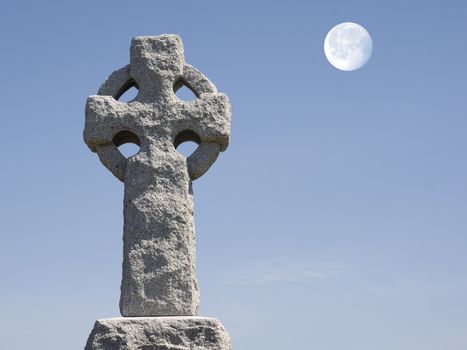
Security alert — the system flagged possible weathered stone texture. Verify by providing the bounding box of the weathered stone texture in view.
[83,35,231,317]
[85,317,232,350]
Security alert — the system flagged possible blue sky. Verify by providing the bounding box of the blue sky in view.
[1,0,466,349]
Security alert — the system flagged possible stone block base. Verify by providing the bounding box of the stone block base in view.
[85,317,232,350]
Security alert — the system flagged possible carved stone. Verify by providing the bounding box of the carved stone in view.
[84,35,231,317]
[85,317,232,350]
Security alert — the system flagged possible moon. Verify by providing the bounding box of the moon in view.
[324,22,373,71]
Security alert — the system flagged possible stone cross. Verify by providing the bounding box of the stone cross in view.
[84,35,231,317]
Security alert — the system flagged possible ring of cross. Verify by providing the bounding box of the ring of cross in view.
[94,63,221,181]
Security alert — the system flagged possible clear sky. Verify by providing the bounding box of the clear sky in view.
[1,1,466,349]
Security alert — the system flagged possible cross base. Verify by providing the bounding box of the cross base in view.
[85,317,232,350]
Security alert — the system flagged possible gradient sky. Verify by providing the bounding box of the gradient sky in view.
[1,1,466,349]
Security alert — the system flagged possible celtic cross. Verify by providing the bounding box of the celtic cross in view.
[83,35,231,317]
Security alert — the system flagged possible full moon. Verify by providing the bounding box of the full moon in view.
[324,22,373,71]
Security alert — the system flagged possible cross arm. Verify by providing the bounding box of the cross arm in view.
[173,93,231,181]
[84,96,133,181]
[84,96,130,151]
[178,93,231,151]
